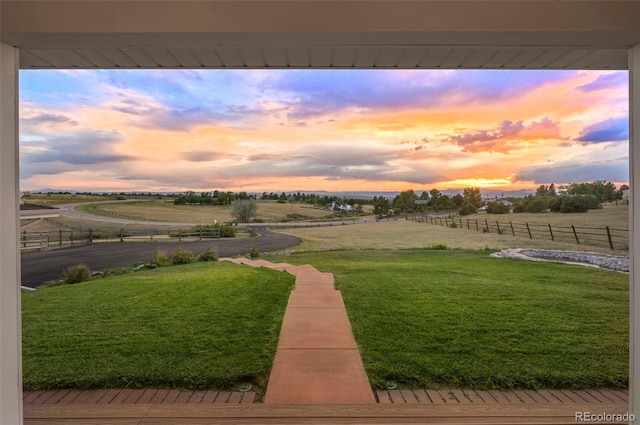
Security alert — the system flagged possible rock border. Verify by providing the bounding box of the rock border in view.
[490,248,629,273]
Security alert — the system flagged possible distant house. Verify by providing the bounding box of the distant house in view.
[331,201,353,212]
[486,197,512,207]
[494,198,513,207]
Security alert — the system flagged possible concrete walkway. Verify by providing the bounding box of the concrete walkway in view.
[221,257,376,404]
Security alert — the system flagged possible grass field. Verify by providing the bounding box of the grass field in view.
[23,192,130,207]
[78,200,339,223]
[22,262,294,391]
[269,249,629,390]
[273,216,626,255]
[462,203,628,230]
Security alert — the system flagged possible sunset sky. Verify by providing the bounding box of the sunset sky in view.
[19,69,629,194]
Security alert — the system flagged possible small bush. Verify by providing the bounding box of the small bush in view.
[489,203,510,214]
[172,247,195,265]
[197,248,219,262]
[249,245,260,259]
[63,264,90,284]
[458,203,476,216]
[153,249,170,267]
[430,243,449,250]
[560,194,602,213]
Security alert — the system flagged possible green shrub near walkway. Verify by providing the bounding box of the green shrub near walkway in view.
[272,249,629,390]
[22,262,294,390]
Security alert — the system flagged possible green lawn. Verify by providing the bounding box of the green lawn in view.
[270,249,629,390]
[22,262,294,390]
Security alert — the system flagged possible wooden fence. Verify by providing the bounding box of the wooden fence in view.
[407,213,629,251]
[20,228,221,252]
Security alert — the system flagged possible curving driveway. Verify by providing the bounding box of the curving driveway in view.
[21,227,301,288]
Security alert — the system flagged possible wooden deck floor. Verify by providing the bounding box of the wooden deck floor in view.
[23,388,631,424]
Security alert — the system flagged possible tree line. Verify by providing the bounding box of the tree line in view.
[372,180,627,217]
[174,190,373,207]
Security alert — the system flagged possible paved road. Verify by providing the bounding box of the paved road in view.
[21,227,301,288]
[57,200,376,227]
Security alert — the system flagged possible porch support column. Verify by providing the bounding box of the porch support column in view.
[0,41,23,425]
[631,43,640,419]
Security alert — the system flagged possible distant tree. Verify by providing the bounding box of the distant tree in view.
[567,180,616,203]
[231,199,258,223]
[392,189,418,213]
[617,184,630,199]
[463,187,483,209]
[373,197,392,217]
[451,194,465,208]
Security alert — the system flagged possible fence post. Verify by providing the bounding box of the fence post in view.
[496,221,501,234]
[70,231,74,247]
[89,229,93,244]
[571,225,580,244]
[120,228,124,242]
[467,219,470,230]
[475,219,479,231]
[459,218,462,228]
[485,219,489,233]
[59,229,62,248]
[548,224,555,241]
[525,223,532,239]
[606,226,615,250]
[179,229,182,242]
[509,221,515,237]
[150,229,154,242]
[22,231,26,248]
[199,228,203,241]
[439,217,443,226]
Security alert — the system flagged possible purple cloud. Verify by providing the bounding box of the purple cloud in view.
[21,112,78,127]
[578,73,627,92]
[265,70,577,121]
[575,117,628,143]
[445,118,561,152]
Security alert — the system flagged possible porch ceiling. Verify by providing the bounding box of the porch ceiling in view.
[2,0,640,70]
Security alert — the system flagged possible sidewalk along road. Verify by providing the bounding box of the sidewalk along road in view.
[21,227,301,288]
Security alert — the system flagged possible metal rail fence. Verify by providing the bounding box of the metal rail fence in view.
[20,228,221,252]
[408,213,629,251]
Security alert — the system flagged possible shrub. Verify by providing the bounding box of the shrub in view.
[458,203,476,216]
[218,224,237,238]
[172,247,195,265]
[249,245,260,259]
[63,264,90,284]
[512,202,526,213]
[560,194,601,213]
[490,203,510,214]
[153,249,170,267]
[525,198,549,213]
[430,243,449,250]
[197,248,219,262]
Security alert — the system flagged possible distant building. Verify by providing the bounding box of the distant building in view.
[331,201,353,212]
[486,197,513,207]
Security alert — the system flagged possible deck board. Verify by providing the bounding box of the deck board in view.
[24,403,630,424]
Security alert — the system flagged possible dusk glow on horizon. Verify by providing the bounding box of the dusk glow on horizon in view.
[19,69,629,194]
